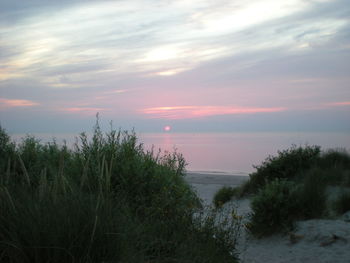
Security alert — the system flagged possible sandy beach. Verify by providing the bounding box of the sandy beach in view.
[186,171,249,205]
[186,171,350,263]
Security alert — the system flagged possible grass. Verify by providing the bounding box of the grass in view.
[0,120,240,263]
[213,187,242,209]
[212,144,350,237]
[249,179,301,236]
[241,145,321,195]
[333,191,350,215]
[297,168,328,219]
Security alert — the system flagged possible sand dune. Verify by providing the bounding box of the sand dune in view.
[186,171,350,263]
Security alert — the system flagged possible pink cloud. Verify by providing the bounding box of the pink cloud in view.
[326,101,350,107]
[141,105,286,119]
[0,98,39,109]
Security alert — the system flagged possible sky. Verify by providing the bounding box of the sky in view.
[0,0,349,134]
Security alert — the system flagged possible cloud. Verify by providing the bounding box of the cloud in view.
[0,0,349,132]
[326,101,350,107]
[2,0,348,85]
[0,98,39,109]
[141,106,287,119]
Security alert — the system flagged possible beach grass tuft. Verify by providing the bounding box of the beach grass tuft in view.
[0,121,239,263]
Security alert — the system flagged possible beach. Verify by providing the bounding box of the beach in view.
[186,171,350,263]
[186,171,249,205]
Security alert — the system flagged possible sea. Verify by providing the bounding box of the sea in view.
[10,131,350,175]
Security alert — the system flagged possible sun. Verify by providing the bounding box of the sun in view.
[163,125,171,132]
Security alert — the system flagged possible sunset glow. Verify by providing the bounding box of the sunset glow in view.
[0,98,39,109]
[326,101,350,107]
[0,0,349,133]
[142,106,287,119]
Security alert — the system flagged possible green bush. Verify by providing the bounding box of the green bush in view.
[213,186,241,208]
[243,145,321,194]
[249,179,301,237]
[0,126,16,176]
[297,168,327,219]
[342,170,350,187]
[248,170,330,237]
[333,191,350,215]
[0,186,132,262]
[319,149,350,170]
[0,123,239,263]
[238,145,350,236]
[317,150,350,186]
[172,205,242,262]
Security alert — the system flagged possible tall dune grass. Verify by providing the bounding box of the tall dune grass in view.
[0,121,239,263]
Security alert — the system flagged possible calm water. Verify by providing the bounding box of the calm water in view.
[11,132,350,174]
[139,132,350,174]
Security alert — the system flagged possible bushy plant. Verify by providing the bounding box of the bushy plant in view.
[185,205,242,262]
[235,144,350,236]
[319,149,350,170]
[333,191,350,215]
[213,186,241,208]
[249,179,301,237]
[316,150,350,186]
[342,170,350,187]
[0,185,132,262]
[248,171,330,237]
[297,168,327,219]
[243,145,321,194]
[0,126,16,176]
[0,122,239,263]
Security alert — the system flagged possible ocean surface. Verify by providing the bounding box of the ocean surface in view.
[10,131,350,174]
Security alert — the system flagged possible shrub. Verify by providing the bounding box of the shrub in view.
[249,179,301,237]
[243,145,321,194]
[0,126,16,176]
[342,170,350,187]
[0,185,132,263]
[319,149,350,170]
[316,150,350,186]
[297,168,327,218]
[333,191,350,215]
[0,122,239,263]
[167,205,241,263]
[213,186,241,208]
[241,145,350,236]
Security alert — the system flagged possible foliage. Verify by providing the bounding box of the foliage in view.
[0,123,239,263]
[167,205,242,263]
[297,168,327,219]
[242,145,321,194]
[213,186,241,208]
[318,149,350,170]
[249,179,301,237]
[248,172,328,237]
[316,150,350,186]
[333,191,350,215]
[245,145,350,236]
